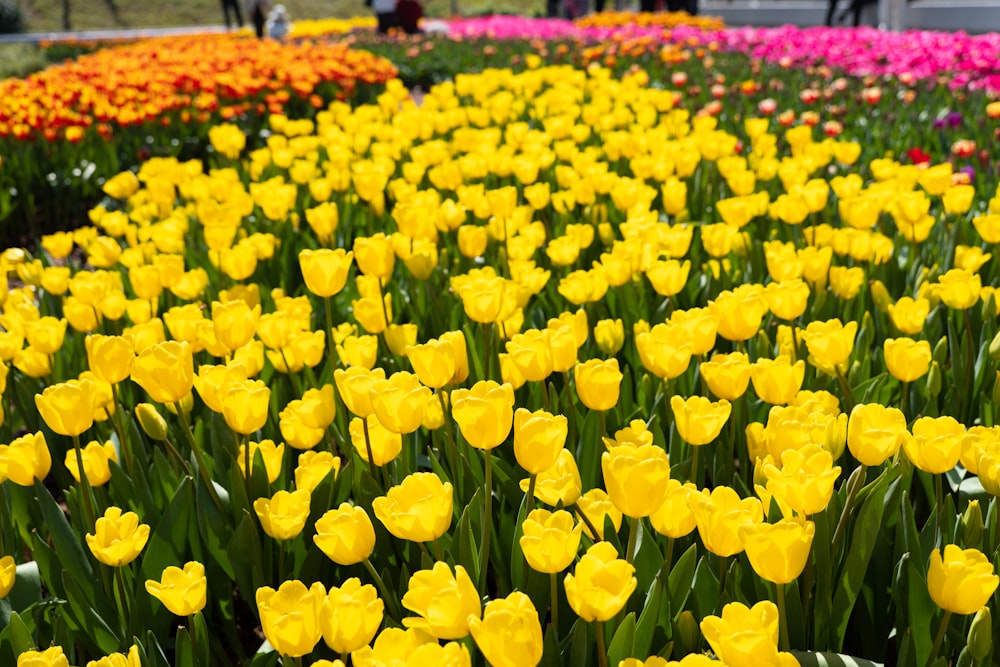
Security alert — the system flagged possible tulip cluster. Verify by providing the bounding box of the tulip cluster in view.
[0,26,998,667]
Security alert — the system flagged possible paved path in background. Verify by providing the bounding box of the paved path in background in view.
[0,24,233,44]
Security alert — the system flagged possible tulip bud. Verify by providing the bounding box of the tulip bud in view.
[598,222,615,246]
[136,403,168,441]
[990,330,1000,362]
[674,611,700,656]
[968,606,992,661]
[933,336,949,366]
[870,280,892,312]
[927,361,942,398]
[963,500,984,549]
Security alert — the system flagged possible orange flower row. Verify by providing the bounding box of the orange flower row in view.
[573,10,725,31]
[0,35,397,142]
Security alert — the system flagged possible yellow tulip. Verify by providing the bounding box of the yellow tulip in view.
[519,509,582,574]
[564,542,636,622]
[86,506,150,567]
[0,431,52,486]
[574,358,622,411]
[739,518,815,584]
[256,580,326,657]
[520,449,582,507]
[468,592,544,667]
[373,472,453,543]
[321,578,384,653]
[451,380,515,450]
[145,561,207,616]
[402,562,481,640]
[131,341,194,405]
[64,440,118,487]
[671,395,732,446]
[928,544,999,615]
[847,403,908,466]
[692,486,763,557]
[314,503,376,566]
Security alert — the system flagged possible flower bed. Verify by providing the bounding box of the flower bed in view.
[0,49,997,666]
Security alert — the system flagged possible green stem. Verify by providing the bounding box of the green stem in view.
[363,557,401,619]
[927,610,952,667]
[278,538,286,583]
[935,473,944,547]
[690,444,702,489]
[438,390,461,497]
[901,380,909,421]
[595,620,608,667]
[573,504,602,542]
[830,464,867,558]
[776,582,790,651]
[376,279,392,339]
[361,416,377,478]
[834,366,857,413]
[162,438,192,476]
[525,473,537,518]
[626,516,640,565]
[113,565,132,640]
[323,295,336,372]
[175,403,225,513]
[480,448,493,593]
[243,435,252,504]
[963,308,976,424]
[110,384,133,477]
[550,572,559,635]
[482,322,494,382]
[187,614,199,662]
[562,372,578,450]
[71,434,97,528]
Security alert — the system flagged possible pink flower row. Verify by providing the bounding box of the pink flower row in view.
[444,15,1000,91]
[715,25,1000,92]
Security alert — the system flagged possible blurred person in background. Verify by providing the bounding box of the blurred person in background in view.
[266,3,292,38]
[221,0,244,29]
[371,0,399,33]
[397,0,424,33]
[247,0,272,36]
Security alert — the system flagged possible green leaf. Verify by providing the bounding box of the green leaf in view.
[790,651,885,666]
[454,499,479,586]
[667,544,697,615]
[607,612,636,666]
[0,611,36,663]
[813,506,836,649]
[192,611,211,667]
[34,480,96,589]
[141,477,194,584]
[62,570,122,654]
[196,478,235,579]
[136,630,172,667]
[175,626,196,667]
[831,475,890,650]
[567,619,590,667]
[905,553,934,666]
[227,512,265,616]
[8,562,41,615]
[244,651,280,667]
[634,575,668,657]
[632,520,664,598]
[690,557,720,620]
[539,623,563,667]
